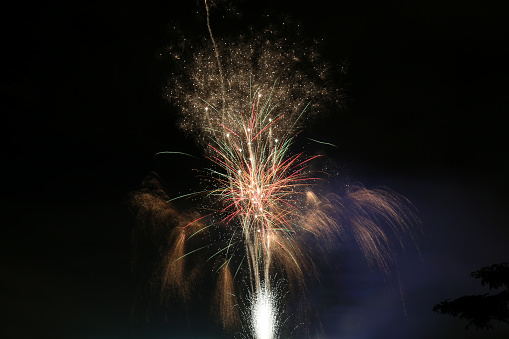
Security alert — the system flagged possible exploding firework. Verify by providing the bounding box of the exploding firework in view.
[130,2,420,338]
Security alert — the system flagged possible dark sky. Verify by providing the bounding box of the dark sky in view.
[3,0,509,338]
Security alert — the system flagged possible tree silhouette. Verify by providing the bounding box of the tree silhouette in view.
[433,263,509,329]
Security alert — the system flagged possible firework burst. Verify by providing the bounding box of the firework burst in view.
[130,2,420,337]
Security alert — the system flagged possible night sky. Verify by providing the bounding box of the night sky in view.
[3,0,509,338]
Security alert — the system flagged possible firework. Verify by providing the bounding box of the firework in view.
[130,2,420,337]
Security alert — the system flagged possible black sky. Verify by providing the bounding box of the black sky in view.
[2,0,509,338]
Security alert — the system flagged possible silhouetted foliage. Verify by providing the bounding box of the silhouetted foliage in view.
[433,263,509,329]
